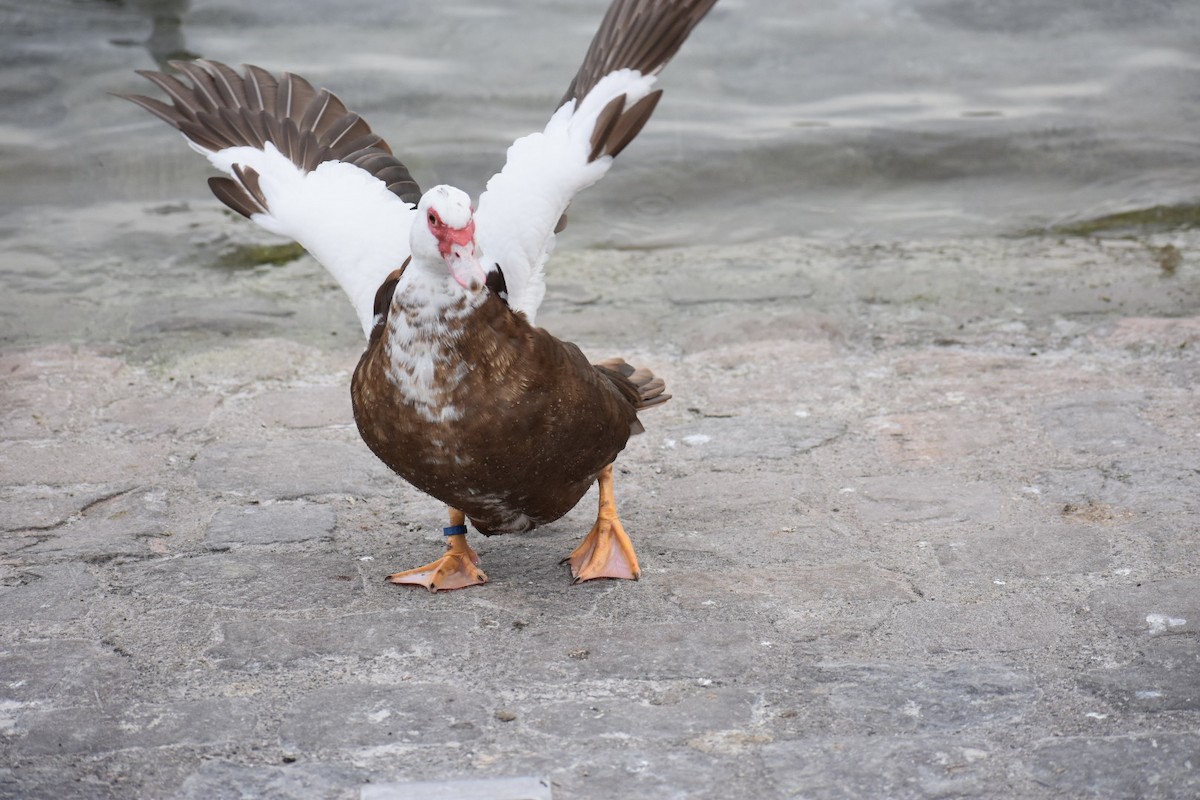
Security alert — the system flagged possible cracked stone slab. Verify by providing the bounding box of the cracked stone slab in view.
[193,440,392,498]
[11,697,257,756]
[814,662,1039,734]
[651,471,811,543]
[868,408,1011,463]
[763,735,1000,799]
[672,308,842,356]
[278,683,489,753]
[661,414,844,460]
[1078,638,1200,713]
[462,738,771,798]
[1025,733,1200,799]
[662,260,815,305]
[0,563,98,622]
[520,686,756,741]
[1041,392,1166,457]
[363,776,552,800]
[1033,460,1200,517]
[1088,577,1199,638]
[524,622,764,681]
[934,522,1113,579]
[205,501,336,549]
[206,610,468,670]
[874,598,1071,655]
[0,483,137,533]
[21,487,169,559]
[0,639,136,708]
[122,552,364,610]
[95,391,219,437]
[241,384,353,429]
[0,439,169,486]
[132,295,293,336]
[0,765,124,800]
[0,346,128,441]
[849,475,1016,527]
[176,762,368,800]
[651,564,916,637]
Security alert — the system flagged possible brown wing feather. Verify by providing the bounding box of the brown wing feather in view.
[588,94,628,162]
[200,60,249,107]
[242,65,278,112]
[119,60,424,211]
[604,90,662,158]
[232,165,268,211]
[559,0,717,108]
[207,177,263,218]
[560,0,715,173]
[368,259,411,343]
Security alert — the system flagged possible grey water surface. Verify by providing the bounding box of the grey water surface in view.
[1,0,1198,353]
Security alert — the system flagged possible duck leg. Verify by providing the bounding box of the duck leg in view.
[387,508,489,592]
[562,464,641,583]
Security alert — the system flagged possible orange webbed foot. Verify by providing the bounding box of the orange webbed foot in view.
[387,512,488,592]
[562,515,641,583]
[562,464,641,584]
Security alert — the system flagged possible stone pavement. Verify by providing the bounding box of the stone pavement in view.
[1,234,1198,798]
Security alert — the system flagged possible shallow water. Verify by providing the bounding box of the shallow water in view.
[2,0,1199,351]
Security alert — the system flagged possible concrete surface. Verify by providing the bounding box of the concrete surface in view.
[1,233,1199,798]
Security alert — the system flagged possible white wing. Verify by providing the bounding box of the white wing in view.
[475,70,657,323]
[122,60,422,338]
[201,142,415,337]
[123,2,716,332]
[474,0,717,324]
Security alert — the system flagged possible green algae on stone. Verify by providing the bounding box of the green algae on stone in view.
[1042,204,1200,237]
[213,242,307,270]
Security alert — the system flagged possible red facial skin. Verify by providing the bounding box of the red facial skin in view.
[427,207,484,291]
[427,209,476,258]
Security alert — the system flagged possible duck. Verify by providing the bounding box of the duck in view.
[119,0,716,590]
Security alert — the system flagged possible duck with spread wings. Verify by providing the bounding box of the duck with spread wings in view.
[120,0,717,590]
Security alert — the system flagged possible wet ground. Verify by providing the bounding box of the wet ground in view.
[2,0,1200,798]
[4,0,1200,352]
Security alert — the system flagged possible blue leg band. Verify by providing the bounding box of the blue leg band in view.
[443,524,468,537]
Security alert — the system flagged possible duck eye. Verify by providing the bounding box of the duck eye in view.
[427,212,437,226]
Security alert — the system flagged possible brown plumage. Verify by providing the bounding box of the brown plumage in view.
[352,270,668,535]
